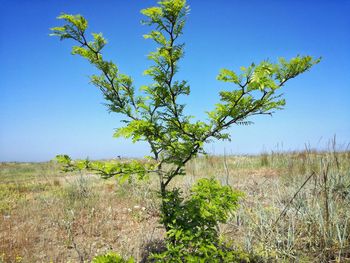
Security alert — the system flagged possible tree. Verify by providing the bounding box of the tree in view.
[51,0,319,260]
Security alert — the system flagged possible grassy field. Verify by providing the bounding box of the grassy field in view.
[1,149,349,262]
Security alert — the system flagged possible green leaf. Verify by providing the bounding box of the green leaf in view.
[217,68,239,84]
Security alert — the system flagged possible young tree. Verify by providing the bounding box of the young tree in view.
[51,0,319,259]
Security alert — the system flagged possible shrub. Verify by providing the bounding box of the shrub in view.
[51,0,319,260]
[151,178,245,262]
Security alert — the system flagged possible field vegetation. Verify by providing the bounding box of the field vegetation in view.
[1,146,349,262]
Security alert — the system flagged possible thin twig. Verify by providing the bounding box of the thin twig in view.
[274,171,316,225]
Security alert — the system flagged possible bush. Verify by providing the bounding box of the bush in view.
[151,178,246,262]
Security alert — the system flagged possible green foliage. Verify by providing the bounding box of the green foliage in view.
[161,178,243,228]
[210,57,320,140]
[91,252,135,263]
[51,0,320,260]
[55,155,155,182]
[151,178,245,262]
[51,1,319,187]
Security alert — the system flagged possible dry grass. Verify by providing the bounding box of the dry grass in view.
[0,148,349,262]
[0,169,163,262]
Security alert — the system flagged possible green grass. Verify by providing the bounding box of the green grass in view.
[0,162,61,183]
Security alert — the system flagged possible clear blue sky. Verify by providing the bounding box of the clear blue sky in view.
[1,0,349,162]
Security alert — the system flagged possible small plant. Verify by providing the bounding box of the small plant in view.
[61,175,97,209]
[260,153,269,167]
[50,0,319,259]
[151,178,246,262]
[92,252,135,263]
